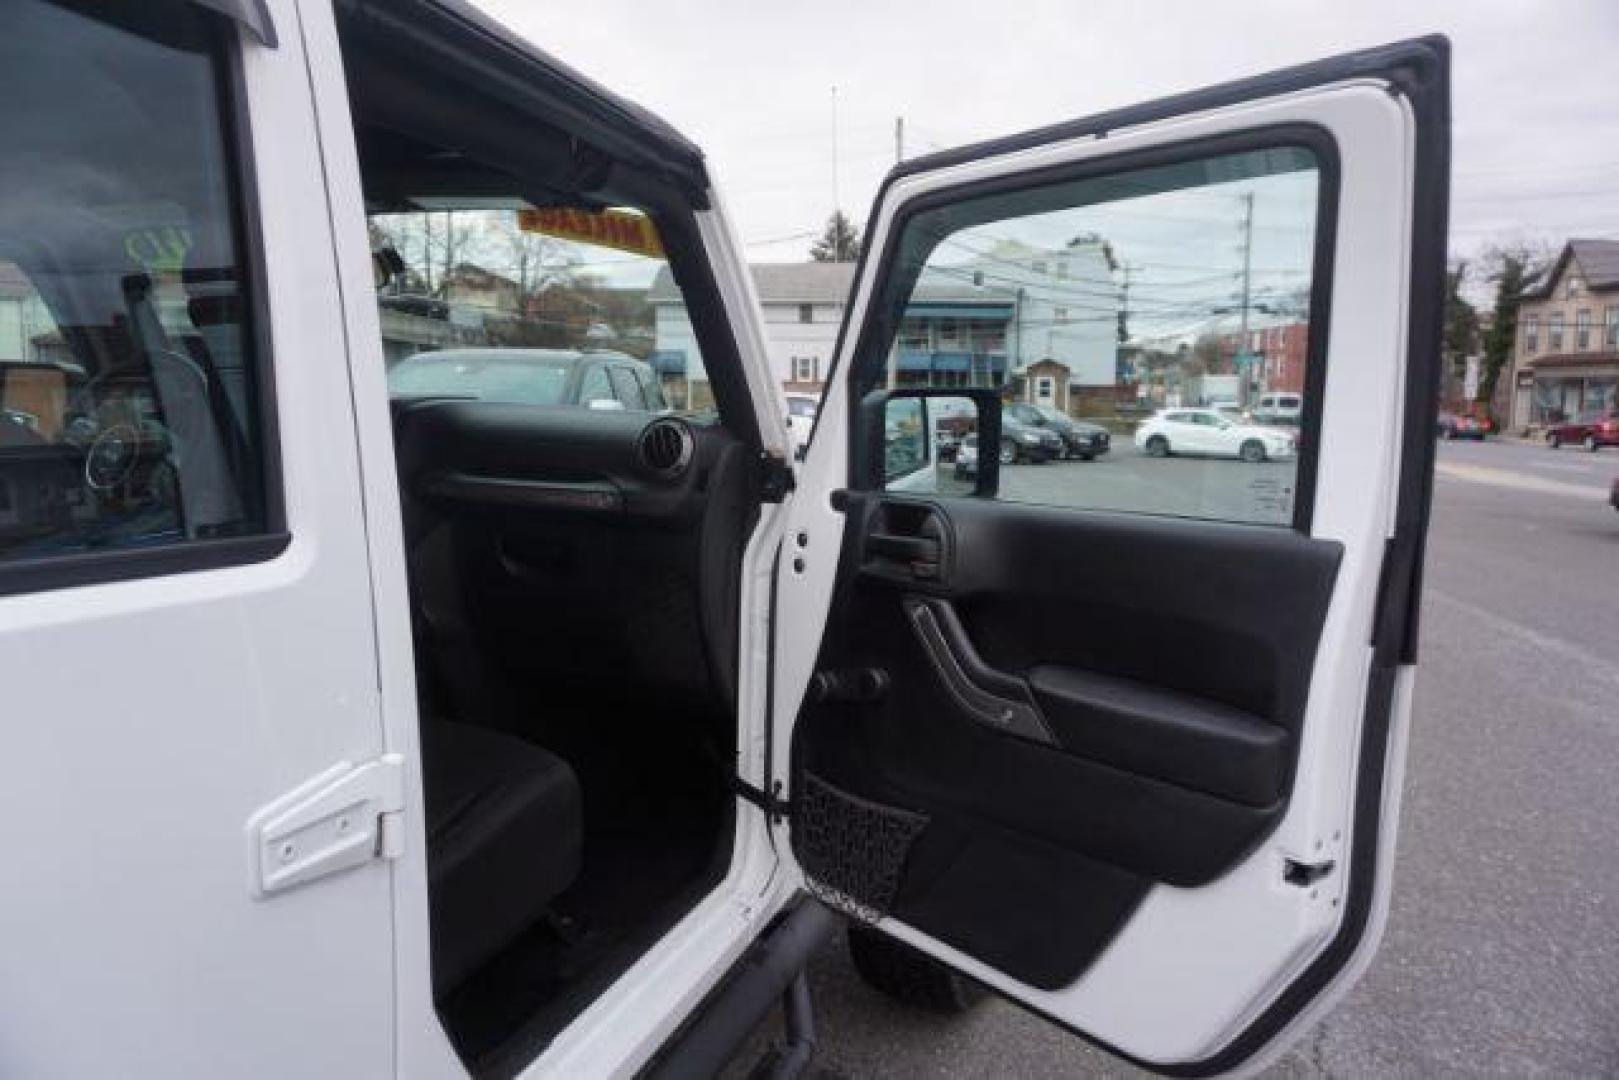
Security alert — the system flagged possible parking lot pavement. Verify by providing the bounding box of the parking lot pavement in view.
[933,444,1299,524]
[731,439,1619,1079]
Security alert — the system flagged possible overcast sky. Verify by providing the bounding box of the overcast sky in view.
[473,0,1618,293]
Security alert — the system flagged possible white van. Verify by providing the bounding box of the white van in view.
[1258,391,1306,424]
[0,4,1451,1077]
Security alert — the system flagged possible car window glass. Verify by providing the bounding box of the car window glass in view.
[608,366,648,410]
[0,0,269,567]
[856,144,1321,526]
[636,367,667,411]
[579,365,612,405]
[369,204,709,415]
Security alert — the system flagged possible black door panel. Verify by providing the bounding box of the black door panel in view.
[1026,665,1287,806]
[794,492,1342,984]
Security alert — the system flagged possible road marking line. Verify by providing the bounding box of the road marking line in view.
[1426,589,1619,693]
[1435,461,1608,500]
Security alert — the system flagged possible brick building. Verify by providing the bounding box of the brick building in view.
[1216,319,1309,394]
[1506,238,1619,432]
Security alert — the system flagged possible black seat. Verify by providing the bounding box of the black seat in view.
[422,720,583,996]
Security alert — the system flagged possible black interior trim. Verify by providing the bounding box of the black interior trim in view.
[335,0,710,204]
[905,598,1053,746]
[423,473,623,514]
[795,493,1343,989]
[1028,665,1286,807]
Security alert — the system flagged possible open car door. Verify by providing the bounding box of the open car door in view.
[774,38,1448,1073]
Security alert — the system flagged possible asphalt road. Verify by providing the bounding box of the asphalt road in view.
[738,438,1619,1078]
[922,440,1299,524]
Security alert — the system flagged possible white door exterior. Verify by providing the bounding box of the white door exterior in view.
[0,3,396,1076]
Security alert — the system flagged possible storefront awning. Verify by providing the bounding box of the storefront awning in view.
[902,302,1014,321]
[894,350,1010,374]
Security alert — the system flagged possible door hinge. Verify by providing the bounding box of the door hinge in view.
[759,453,796,503]
[249,754,406,898]
[733,776,791,822]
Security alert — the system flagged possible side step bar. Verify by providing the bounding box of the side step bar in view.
[645,898,842,1080]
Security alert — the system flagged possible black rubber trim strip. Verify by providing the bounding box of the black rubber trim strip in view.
[0,533,292,598]
[192,0,276,47]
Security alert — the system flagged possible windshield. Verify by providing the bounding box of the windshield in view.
[388,351,573,404]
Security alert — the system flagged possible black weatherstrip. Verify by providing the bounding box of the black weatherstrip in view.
[191,0,276,46]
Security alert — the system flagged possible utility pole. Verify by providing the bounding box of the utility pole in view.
[830,85,841,218]
[895,115,905,164]
[1119,262,1135,344]
[1236,191,1255,407]
[1119,262,1135,390]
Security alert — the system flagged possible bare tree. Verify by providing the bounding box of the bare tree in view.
[1477,240,1553,409]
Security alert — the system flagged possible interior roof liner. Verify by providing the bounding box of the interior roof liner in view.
[335,0,713,206]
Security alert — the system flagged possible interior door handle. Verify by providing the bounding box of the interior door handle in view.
[904,598,1055,745]
[866,533,940,563]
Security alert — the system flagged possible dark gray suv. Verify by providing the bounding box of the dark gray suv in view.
[1005,403,1111,460]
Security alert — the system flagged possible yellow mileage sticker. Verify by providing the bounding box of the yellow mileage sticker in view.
[517,207,664,260]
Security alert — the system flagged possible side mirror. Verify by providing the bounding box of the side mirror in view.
[858,386,1002,498]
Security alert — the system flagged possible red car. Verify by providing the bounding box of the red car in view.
[1547,409,1619,451]
[1436,411,1489,440]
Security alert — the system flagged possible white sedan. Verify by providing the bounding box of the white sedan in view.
[1134,408,1297,463]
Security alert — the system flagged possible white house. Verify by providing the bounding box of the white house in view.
[649,263,855,395]
[970,237,1119,389]
[649,248,1119,404]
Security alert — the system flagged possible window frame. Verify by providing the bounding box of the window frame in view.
[843,124,1341,534]
[578,363,613,405]
[1575,308,1591,351]
[0,2,287,600]
[1606,304,1619,348]
[1549,311,1565,351]
[798,302,814,324]
[607,365,648,410]
[1525,312,1539,353]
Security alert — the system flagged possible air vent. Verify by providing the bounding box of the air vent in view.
[638,417,694,478]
